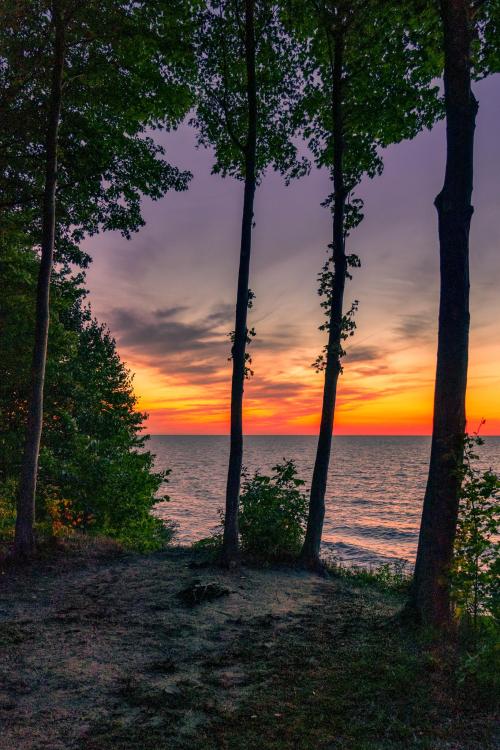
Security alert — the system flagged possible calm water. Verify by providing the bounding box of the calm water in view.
[151,435,500,568]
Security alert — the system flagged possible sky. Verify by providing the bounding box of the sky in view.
[85,75,500,436]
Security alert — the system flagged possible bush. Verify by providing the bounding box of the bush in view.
[192,532,223,557]
[238,459,308,561]
[451,434,500,626]
[0,242,175,553]
[449,434,500,697]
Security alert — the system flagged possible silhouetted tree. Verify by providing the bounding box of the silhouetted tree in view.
[411,0,500,627]
[290,0,442,570]
[0,0,193,558]
[193,0,303,565]
[14,1,65,560]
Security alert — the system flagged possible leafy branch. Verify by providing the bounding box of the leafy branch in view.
[228,287,256,379]
[451,427,500,628]
[312,248,360,372]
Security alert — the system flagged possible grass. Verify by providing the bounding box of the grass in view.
[1,544,497,750]
[195,581,496,750]
[325,558,412,592]
[81,575,498,750]
[0,529,126,567]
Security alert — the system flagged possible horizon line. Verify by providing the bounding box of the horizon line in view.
[144,433,500,438]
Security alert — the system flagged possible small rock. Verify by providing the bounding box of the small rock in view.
[176,580,231,607]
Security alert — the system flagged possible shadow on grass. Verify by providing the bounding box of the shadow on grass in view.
[82,574,497,750]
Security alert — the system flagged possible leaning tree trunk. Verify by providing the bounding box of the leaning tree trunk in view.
[411,0,477,626]
[221,0,257,567]
[300,31,346,571]
[14,7,65,559]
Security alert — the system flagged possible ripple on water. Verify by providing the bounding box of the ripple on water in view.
[150,435,500,568]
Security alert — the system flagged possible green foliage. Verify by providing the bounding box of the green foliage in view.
[472,0,500,78]
[451,434,500,626]
[327,557,411,593]
[458,620,500,697]
[193,460,308,562]
[192,532,223,554]
[447,433,500,694]
[312,249,360,372]
[288,0,443,187]
[238,460,308,561]
[0,239,172,551]
[228,323,256,379]
[0,0,194,259]
[191,0,306,182]
[0,480,16,541]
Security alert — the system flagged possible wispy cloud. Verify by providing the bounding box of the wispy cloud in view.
[393,313,436,343]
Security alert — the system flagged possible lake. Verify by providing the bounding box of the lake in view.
[150,435,500,568]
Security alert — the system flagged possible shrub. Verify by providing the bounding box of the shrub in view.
[451,433,500,626]
[0,243,175,553]
[0,480,16,540]
[457,621,500,697]
[192,532,223,556]
[238,459,308,561]
[450,433,500,696]
[45,494,88,537]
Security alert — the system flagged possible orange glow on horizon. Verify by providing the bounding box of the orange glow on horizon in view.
[129,344,500,436]
[85,74,500,440]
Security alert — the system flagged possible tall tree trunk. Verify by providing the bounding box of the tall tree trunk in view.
[221,0,257,567]
[411,0,477,626]
[14,5,65,559]
[300,30,346,571]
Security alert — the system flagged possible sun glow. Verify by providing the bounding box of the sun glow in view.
[129,337,500,436]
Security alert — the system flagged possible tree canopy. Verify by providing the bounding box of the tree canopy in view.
[0,0,195,259]
[192,0,306,180]
[290,0,442,195]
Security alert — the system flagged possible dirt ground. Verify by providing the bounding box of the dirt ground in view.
[0,543,331,749]
[0,542,497,750]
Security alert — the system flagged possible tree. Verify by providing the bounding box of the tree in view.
[13,1,65,560]
[411,0,500,627]
[0,0,192,557]
[0,237,170,551]
[290,0,442,570]
[192,0,302,565]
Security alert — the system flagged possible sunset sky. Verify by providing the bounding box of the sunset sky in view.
[86,75,500,436]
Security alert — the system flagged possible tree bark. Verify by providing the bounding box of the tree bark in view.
[300,30,346,571]
[221,0,257,567]
[411,0,477,626]
[14,4,65,559]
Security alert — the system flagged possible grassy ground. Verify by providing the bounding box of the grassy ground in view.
[0,539,497,749]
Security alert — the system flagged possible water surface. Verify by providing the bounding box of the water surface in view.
[151,435,500,568]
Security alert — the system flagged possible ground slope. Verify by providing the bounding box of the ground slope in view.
[0,544,496,749]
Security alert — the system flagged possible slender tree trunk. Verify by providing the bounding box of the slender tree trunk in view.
[410,0,477,626]
[300,31,346,571]
[14,6,65,559]
[221,0,257,567]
